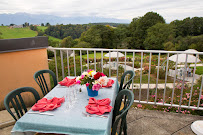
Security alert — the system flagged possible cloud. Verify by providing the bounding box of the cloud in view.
[0,0,202,23]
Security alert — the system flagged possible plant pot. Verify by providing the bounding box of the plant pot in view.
[86,86,98,97]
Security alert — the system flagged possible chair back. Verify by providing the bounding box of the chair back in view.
[34,69,57,96]
[119,70,135,92]
[4,87,40,121]
[112,89,134,135]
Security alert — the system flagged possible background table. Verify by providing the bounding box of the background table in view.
[11,77,118,135]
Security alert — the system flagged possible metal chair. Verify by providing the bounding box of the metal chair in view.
[34,69,57,96]
[112,89,134,135]
[119,70,135,92]
[4,87,40,121]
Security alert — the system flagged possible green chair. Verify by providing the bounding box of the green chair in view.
[34,69,57,96]
[119,70,135,92]
[4,87,40,121]
[112,89,134,135]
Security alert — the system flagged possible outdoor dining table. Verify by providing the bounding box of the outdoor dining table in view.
[11,77,118,135]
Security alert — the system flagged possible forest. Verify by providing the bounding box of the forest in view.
[30,12,203,52]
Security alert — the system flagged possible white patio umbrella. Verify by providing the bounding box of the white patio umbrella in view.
[104,51,124,58]
[169,54,201,63]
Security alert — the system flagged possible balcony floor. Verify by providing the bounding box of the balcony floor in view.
[1,108,203,135]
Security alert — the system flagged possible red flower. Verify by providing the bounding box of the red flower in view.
[94,72,105,80]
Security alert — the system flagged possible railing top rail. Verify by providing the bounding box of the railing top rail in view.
[47,47,203,55]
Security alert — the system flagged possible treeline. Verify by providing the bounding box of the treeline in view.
[89,23,128,27]
[31,12,203,52]
[44,24,89,39]
[55,12,203,52]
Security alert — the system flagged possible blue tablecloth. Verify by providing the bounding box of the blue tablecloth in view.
[12,77,118,135]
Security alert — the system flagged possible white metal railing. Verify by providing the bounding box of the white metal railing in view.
[48,47,203,111]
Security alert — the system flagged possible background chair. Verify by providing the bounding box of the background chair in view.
[119,70,135,92]
[34,69,57,96]
[112,89,134,135]
[4,87,40,121]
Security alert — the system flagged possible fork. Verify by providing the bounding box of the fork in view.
[82,112,108,118]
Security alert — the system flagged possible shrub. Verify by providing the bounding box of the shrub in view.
[155,68,166,79]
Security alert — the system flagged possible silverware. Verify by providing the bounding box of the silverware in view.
[28,112,54,116]
[82,112,108,118]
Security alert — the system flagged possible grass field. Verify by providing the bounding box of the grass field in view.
[0,26,62,42]
[48,36,62,42]
[0,26,37,39]
[37,26,47,32]
[196,66,203,75]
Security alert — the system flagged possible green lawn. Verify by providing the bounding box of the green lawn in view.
[196,66,203,75]
[0,26,37,39]
[37,26,47,31]
[133,74,174,84]
[76,52,107,59]
[48,36,62,42]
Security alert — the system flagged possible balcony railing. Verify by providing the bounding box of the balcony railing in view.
[47,47,203,111]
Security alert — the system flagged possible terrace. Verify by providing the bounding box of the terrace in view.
[0,37,203,135]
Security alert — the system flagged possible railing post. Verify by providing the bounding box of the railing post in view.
[155,53,160,104]
[60,50,64,79]
[147,52,152,102]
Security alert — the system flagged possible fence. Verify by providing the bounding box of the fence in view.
[48,47,203,111]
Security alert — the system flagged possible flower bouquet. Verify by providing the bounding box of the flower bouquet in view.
[76,69,109,97]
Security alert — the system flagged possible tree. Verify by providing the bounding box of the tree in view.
[1,24,4,26]
[61,36,74,48]
[129,12,165,49]
[41,23,44,26]
[113,24,129,48]
[73,41,91,48]
[144,23,175,50]
[80,25,114,48]
[164,41,176,51]
[24,22,29,27]
[46,23,50,27]
[37,30,45,36]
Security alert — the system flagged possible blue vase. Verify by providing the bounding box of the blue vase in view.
[87,86,98,97]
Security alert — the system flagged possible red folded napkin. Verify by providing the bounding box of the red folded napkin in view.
[104,79,114,88]
[58,77,77,87]
[85,98,112,115]
[31,97,65,112]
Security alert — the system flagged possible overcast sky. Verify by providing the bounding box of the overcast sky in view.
[0,0,202,23]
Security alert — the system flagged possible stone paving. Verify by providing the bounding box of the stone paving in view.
[1,108,203,135]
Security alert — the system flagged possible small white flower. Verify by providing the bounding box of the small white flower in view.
[76,76,81,81]
[82,72,89,77]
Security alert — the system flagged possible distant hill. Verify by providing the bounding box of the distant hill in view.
[0,13,131,25]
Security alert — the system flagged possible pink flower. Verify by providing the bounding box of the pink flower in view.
[86,83,90,87]
[186,93,190,99]
[137,104,142,108]
[183,98,187,100]
[76,80,81,84]
[92,84,101,91]
[201,95,203,100]
[197,87,199,89]
[151,95,155,98]
[81,75,85,79]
